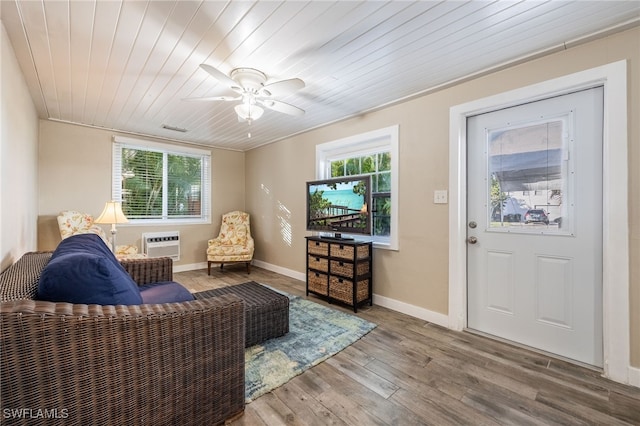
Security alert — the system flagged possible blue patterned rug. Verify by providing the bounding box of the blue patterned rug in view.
[244,291,376,402]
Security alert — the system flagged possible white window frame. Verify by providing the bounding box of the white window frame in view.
[316,125,399,250]
[111,135,211,225]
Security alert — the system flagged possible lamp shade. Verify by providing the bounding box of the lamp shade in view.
[95,201,128,225]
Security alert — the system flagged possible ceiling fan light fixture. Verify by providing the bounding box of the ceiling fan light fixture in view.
[235,103,264,121]
[192,63,305,130]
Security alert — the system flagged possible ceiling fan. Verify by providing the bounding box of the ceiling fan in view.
[184,64,305,124]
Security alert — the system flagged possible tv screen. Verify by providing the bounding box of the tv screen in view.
[306,176,372,238]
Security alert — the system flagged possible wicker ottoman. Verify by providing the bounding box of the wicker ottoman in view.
[193,281,289,347]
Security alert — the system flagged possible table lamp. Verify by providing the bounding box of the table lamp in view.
[95,201,128,252]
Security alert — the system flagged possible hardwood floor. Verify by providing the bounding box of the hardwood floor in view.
[175,266,640,426]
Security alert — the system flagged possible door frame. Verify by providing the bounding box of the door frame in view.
[448,60,630,384]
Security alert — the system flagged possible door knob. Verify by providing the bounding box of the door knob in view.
[467,236,478,244]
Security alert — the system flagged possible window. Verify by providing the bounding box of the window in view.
[487,117,571,235]
[316,126,399,249]
[111,136,211,224]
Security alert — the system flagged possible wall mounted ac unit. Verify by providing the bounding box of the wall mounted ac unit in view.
[142,231,180,261]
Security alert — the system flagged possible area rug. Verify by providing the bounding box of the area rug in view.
[244,292,376,402]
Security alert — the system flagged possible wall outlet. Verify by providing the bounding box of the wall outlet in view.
[434,190,448,204]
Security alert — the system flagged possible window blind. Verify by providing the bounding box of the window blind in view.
[112,136,211,223]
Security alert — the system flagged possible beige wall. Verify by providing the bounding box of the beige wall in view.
[37,120,246,267]
[0,22,39,270]
[245,27,639,367]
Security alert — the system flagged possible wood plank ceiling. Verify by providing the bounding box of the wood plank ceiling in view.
[2,1,639,151]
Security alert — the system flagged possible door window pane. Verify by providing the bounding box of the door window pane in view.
[487,118,572,235]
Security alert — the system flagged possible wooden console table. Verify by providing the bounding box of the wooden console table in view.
[305,236,373,312]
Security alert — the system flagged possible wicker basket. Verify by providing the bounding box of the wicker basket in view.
[330,243,370,260]
[308,271,328,295]
[308,255,329,272]
[329,276,370,304]
[308,240,329,256]
[330,260,370,278]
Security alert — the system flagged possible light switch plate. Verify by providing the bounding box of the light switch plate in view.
[434,190,448,204]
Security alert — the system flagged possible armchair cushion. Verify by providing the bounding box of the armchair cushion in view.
[115,244,141,257]
[38,234,143,306]
[206,243,253,259]
[139,281,195,304]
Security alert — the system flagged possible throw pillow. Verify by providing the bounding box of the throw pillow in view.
[38,234,142,305]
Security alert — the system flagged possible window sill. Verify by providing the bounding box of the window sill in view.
[123,218,211,226]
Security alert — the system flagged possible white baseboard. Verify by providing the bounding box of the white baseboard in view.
[373,294,449,328]
[251,259,306,282]
[253,260,450,330]
[172,260,306,279]
[629,365,640,388]
[174,262,207,273]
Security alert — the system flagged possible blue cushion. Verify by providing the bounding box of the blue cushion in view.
[54,232,114,258]
[38,234,142,305]
[139,281,195,304]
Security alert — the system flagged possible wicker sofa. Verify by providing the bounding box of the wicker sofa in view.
[0,250,245,425]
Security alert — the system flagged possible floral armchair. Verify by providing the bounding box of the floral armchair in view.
[57,210,145,260]
[207,211,254,274]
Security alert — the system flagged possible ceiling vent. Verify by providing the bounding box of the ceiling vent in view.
[161,124,187,133]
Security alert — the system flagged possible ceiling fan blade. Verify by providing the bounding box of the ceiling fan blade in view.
[261,78,305,97]
[200,64,241,91]
[259,99,305,116]
[182,95,241,102]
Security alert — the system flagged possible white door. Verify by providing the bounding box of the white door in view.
[466,87,603,367]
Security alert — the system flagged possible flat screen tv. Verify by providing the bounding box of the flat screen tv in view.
[306,175,372,239]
